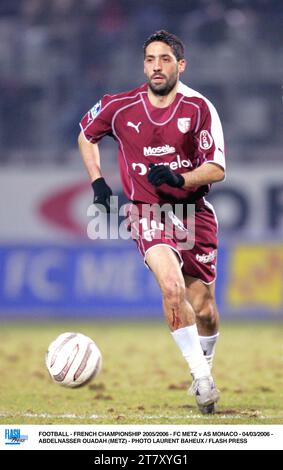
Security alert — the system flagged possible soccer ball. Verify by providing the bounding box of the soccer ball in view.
[45,332,102,387]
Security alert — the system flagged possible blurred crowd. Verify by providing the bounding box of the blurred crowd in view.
[0,0,282,165]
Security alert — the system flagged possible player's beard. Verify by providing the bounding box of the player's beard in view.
[148,70,179,96]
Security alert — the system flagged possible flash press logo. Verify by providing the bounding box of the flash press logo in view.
[5,428,28,445]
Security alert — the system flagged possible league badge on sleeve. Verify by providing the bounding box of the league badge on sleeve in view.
[177,117,191,133]
[90,100,102,119]
[86,100,102,124]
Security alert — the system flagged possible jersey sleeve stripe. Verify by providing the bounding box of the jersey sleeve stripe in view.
[203,99,225,170]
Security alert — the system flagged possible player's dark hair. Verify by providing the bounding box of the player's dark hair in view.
[143,30,185,61]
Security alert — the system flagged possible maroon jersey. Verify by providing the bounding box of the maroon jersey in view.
[79,82,225,204]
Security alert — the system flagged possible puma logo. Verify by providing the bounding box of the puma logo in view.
[127,121,142,133]
[87,111,93,124]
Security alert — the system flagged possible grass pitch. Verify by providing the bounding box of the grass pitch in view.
[0,320,282,425]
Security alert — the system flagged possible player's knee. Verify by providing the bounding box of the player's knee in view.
[195,297,217,326]
[161,276,186,309]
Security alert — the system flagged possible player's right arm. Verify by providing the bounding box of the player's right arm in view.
[78,97,114,212]
[78,131,102,182]
[78,131,113,212]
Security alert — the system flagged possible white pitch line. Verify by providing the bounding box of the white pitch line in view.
[0,412,280,420]
[0,412,106,420]
[141,414,269,420]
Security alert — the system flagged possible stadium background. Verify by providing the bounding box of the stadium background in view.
[0,0,282,320]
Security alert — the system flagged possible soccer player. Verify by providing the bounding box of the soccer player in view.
[78,30,225,414]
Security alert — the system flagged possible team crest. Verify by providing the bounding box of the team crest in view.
[177,117,191,133]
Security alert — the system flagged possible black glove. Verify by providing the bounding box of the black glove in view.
[91,177,112,212]
[148,163,185,188]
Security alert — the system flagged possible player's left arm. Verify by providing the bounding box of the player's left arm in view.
[181,162,225,188]
[182,98,226,188]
